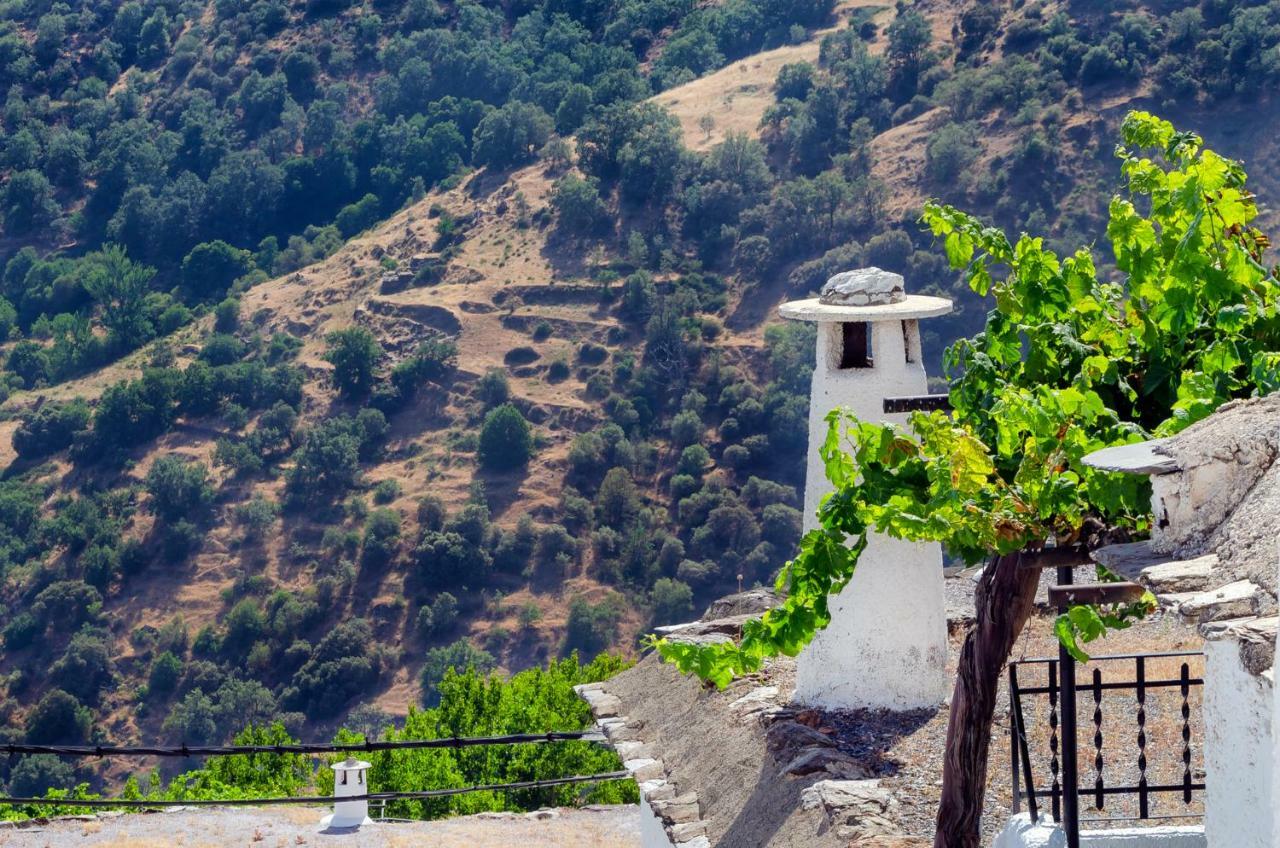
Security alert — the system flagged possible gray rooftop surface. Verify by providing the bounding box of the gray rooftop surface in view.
[0,804,640,848]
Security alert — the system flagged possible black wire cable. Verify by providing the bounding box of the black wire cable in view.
[1,730,605,759]
[0,770,633,809]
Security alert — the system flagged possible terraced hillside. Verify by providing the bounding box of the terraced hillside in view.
[4,0,1280,801]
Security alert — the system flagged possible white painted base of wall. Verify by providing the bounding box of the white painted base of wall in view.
[1203,639,1274,848]
[317,813,373,832]
[639,796,677,848]
[793,533,949,710]
[993,813,1206,848]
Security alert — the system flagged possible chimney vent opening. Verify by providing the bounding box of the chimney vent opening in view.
[839,321,873,369]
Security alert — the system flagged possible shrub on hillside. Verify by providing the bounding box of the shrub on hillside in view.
[323,327,382,397]
[50,628,115,704]
[650,577,693,625]
[7,754,75,797]
[925,122,980,188]
[283,620,381,718]
[415,530,492,590]
[24,689,92,744]
[149,651,183,699]
[551,174,609,236]
[13,399,90,459]
[563,595,623,657]
[419,638,494,705]
[416,592,460,639]
[472,102,554,169]
[361,508,402,568]
[475,369,509,408]
[214,297,241,333]
[235,494,280,540]
[182,241,255,301]
[477,403,533,471]
[286,416,364,501]
[145,456,215,523]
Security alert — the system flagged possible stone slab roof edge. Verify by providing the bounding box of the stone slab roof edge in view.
[777,295,953,322]
[1080,438,1179,475]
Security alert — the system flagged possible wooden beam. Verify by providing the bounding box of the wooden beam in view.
[883,394,951,413]
[1047,582,1147,607]
[1016,547,1092,571]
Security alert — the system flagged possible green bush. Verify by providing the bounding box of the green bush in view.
[50,629,115,704]
[214,298,241,333]
[563,595,623,657]
[24,689,92,744]
[361,508,402,567]
[477,403,533,471]
[676,444,710,476]
[415,530,492,590]
[7,754,75,797]
[13,400,90,459]
[419,638,494,704]
[373,479,401,504]
[284,619,380,718]
[146,456,215,523]
[234,495,280,540]
[222,599,267,657]
[475,369,509,408]
[323,327,383,397]
[472,102,554,169]
[594,467,642,527]
[149,651,183,699]
[416,591,460,640]
[650,577,694,625]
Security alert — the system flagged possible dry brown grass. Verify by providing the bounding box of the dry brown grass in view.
[653,0,893,153]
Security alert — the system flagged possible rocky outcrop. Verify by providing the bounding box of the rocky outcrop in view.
[800,779,914,843]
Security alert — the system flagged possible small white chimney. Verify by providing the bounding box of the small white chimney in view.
[321,758,373,830]
[779,268,953,711]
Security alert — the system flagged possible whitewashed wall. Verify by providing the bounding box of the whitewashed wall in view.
[1204,638,1274,848]
[639,795,678,848]
[994,813,1205,848]
[793,313,948,710]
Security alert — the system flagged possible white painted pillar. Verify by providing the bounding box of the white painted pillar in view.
[1271,541,1280,848]
[779,269,953,711]
[1202,639,1272,848]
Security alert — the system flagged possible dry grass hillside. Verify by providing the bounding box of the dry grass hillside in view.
[8,0,1280,756]
[0,0,950,742]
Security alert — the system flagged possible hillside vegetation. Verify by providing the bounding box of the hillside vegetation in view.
[1,0,1280,801]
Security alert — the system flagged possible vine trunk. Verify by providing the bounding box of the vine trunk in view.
[934,551,1042,847]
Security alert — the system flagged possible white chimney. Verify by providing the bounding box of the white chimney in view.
[321,758,374,830]
[778,268,952,711]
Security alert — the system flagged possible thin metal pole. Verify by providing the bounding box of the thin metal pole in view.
[1009,662,1040,823]
[1009,663,1021,816]
[1057,562,1081,848]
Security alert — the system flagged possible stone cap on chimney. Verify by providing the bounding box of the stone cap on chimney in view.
[780,267,952,322]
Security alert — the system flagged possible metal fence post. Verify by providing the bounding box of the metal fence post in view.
[1057,563,1081,848]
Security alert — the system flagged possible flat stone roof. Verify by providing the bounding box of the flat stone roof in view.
[778,295,953,322]
[1081,439,1179,475]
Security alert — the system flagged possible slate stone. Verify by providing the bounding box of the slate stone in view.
[819,267,906,306]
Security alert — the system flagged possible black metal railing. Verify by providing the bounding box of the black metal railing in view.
[1009,650,1205,832]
